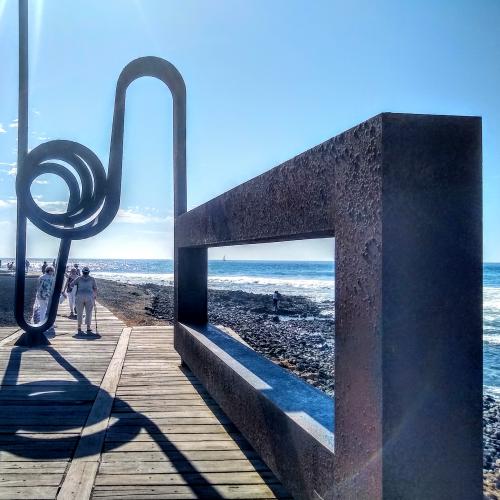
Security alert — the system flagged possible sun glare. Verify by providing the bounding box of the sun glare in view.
[31,0,44,76]
[0,0,7,22]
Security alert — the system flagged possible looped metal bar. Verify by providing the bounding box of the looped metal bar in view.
[14,0,187,343]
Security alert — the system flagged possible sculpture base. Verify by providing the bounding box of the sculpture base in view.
[15,331,50,347]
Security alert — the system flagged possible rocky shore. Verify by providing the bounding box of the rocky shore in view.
[484,394,500,498]
[0,274,37,325]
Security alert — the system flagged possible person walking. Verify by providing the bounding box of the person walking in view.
[41,261,48,274]
[73,266,97,334]
[32,265,55,325]
[64,268,79,319]
[73,263,81,276]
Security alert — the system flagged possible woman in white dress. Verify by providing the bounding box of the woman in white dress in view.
[32,265,55,325]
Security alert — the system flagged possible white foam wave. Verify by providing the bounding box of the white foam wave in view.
[484,334,500,345]
[92,271,334,302]
[484,287,500,311]
[484,385,500,397]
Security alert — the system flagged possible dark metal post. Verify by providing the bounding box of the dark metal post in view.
[333,113,482,499]
[175,246,208,326]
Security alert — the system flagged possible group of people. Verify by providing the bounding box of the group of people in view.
[1,259,32,272]
[33,262,98,334]
[3,261,15,271]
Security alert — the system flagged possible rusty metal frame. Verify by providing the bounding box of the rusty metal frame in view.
[14,0,186,346]
[174,113,483,499]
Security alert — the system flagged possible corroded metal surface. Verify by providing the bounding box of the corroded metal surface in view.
[331,114,384,499]
[15,0,186,343]
[175,112,483,499]
[334,113,482,500]
[175,138,336,248]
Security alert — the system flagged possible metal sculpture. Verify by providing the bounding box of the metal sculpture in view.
[14,0,186,346]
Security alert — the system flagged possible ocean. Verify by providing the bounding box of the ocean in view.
[4,258,500,394]
[17,259,336,302]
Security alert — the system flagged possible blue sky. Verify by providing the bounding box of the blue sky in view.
[0,0,499,260]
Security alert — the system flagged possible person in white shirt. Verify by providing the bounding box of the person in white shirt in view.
[73,266,98,333]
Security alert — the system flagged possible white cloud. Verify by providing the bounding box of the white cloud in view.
[7,167,17,176]
[116,207,173,224]
[0,124,6,134]
[34,179,48,185]
[0,199,16,209]
[37,201,67,208]
[9,119,18,129]
[0,162,16,167]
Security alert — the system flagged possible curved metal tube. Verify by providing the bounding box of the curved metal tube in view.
[14,0,186,338]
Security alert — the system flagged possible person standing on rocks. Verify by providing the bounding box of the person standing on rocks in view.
[272,290,281,313]
[41,261,48,274]
[73,266,98,334]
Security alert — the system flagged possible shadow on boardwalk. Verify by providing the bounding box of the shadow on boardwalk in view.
[0,338,286,499]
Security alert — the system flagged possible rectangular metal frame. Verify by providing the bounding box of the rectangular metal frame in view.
[174,113,482,500]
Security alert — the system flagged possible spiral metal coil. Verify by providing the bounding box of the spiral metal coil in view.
[14,0,186,343]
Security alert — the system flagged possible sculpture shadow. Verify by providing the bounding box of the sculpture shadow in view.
[0,344,283,498]
[179,364,288,496]
[72,331,102,341]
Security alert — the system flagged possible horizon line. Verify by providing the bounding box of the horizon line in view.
[2,257,500,265]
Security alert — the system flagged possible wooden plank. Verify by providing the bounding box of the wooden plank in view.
[95,471,279,486]
[0,486,58,499]
[91,484,291,499]
[98,459,269,474]
[0,462,67,474]
[56,462,99,500]
[99,450,261,464]
[103,432,239,442]
[0,474,63,486]
[0,329,23,347]
[102,440,250,453]
[57,327,132,499]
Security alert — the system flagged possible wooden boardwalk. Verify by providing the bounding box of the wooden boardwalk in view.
[0,303,289,499]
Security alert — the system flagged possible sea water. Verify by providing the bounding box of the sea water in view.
[484,264,500,395]
[5,258,500,394]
